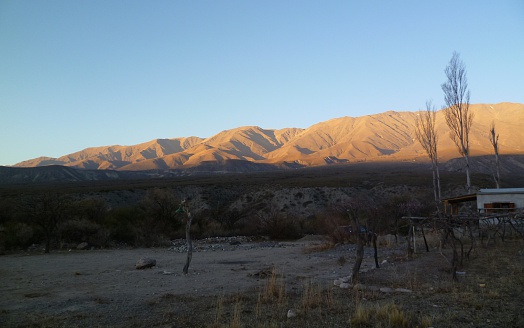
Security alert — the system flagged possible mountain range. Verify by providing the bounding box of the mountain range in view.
[11,102,524,171]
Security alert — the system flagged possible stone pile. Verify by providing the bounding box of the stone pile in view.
[168,237,292,253]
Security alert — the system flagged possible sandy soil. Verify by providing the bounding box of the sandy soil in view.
[1,237,390,327]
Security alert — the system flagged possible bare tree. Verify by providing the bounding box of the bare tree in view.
[415,100,442,216]
[177,199,193,274]
[344,196,375,283]
[489,121,501,188]
[442,52,474,192]
[25,193,68,253]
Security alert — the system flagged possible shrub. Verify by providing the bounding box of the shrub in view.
[256,210,302,240]
[2,222,34,250]
[59,219,110,247]
[104,207,143,245]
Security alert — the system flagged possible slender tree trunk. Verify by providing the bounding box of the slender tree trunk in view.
[183,212,193,274]
[464,154,471,193]
[432,162,442,218]
[436,165,442,202]
[432,167,439,213]
[495,152,500,188]
[466,220,475,259]
[407,223,414,259]
[348,211,364,283]
[44,232,51,254]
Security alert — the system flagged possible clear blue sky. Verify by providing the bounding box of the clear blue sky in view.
[1,1,523,166]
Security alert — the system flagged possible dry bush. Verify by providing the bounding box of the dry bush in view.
[313,210,351,244]
[302,241,336,254]
[2,222,34,250]
[59,219,110,247]
[256,205,302,240]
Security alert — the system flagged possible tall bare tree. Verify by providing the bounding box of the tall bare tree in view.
[489,121,501,188]
[442,52,474,192]
[415,100,442,216]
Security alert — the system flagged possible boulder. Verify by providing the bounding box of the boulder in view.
[395,288,413,293]
[380,287,394,293]
[339,283,351,289]
[340,275,352,283]
[287,309,297,318]
[136,257,156,269]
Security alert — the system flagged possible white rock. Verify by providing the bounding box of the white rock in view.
[339,283,351,289]
[287,309,297,318]
[333,279,342,286]
[395,288,412,293]
[380,287,394,293]
[381,259,388,265]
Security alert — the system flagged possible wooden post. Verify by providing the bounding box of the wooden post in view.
[413,225,417,254]
[407,223,413,259]
[372,233,380,268]
[420,225,430,252]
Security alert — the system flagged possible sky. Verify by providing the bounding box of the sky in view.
[1,1,523,166]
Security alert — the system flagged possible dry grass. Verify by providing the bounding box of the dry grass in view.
[350,302,416,328]
[302,241,336,254]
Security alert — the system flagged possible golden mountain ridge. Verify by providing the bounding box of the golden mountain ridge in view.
[14,102,524,171]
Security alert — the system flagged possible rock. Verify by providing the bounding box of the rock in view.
[136,257,156,269]
[381,259,388,265]
[287,309,297,318]
[77,242,89,250]
[395,288,412,293]
[339,282,351,289]
[333,279,342,286]
[341,275,352,283]
[380,287,394,293]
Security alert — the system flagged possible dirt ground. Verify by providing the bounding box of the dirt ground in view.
[1,237,524,327]
[0,237,364,327]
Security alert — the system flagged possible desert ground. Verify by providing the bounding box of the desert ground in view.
[2,235,524,328]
